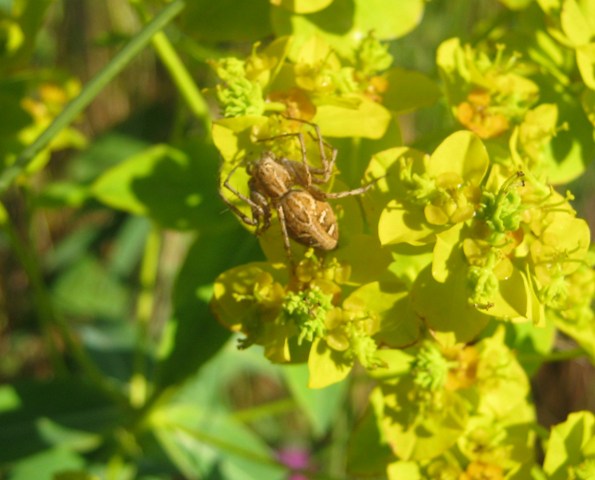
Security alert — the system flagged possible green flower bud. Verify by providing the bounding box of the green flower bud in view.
[355,33,393,77]
[282,287,333,345]
[467,264,499,307]
[214,57,265,117]
[411,343,450,392]
[345,325,380,369]
[478,171,525,238]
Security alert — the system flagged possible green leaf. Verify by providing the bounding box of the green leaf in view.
[179,0,273,42]
[344,281,420,348]
[498,0,534,9]
[0,380,121,464]
[378,380,468,460]
[560,0,593,46]
[411,265,490,343]
[582,88,595,126]
[576,43,595,89]
[92,141,221,231]
[504,317,556,376]
[382,68,440,114]
[151,403,286,480]
[308,338,352,388]
[543,411,595,479]
[271,0,335,13]
[8,448,85,480]
[347,404,393,476]
[51,256,130,320]
[475,330,532,418]
[282,363,348,437]
[427,130,489,184]
[314,97,391,139]
[156,226,263,390]
[272,0,424,57]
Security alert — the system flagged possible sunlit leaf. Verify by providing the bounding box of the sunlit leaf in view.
[543,411,595,480]
[308,338,352,388]
[314,97,391,138]
[272,0,424,58]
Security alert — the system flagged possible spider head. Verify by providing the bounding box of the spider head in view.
[250,152,295,198]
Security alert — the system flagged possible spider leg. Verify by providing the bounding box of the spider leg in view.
[275,200,294,266]
[221,163,265,228]
[283,117,337,183]
[305,122,336,183]
[316,177,382,199]
[251,189,272,235]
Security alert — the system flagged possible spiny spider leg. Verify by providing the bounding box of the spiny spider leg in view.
[314,176,381,200]
[274,201,294,266]
[281,116,337,183]
[221,163,268,231]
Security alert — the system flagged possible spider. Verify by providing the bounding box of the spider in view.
[220,119,375,263]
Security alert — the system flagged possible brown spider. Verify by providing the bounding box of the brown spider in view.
[220,119,375,262]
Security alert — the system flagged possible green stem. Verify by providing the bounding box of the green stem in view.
[150,31,212,131]
[130,226,161,408]
[0,0,186,194]
[131,1,211,132]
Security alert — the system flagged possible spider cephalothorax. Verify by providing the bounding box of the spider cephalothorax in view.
[220,119,375,262]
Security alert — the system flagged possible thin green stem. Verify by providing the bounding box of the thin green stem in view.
[130,226,161,408]
[0,0,186,194]
[150,31,212,131]
[131,1,211,132]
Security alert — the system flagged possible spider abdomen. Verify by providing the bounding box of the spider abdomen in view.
[280,190,338,251]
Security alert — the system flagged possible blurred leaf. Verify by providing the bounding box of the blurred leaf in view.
[272,0,424,57]
[282,363,347,437]
[347,405,393,476]
[503,317,556,376]
[386,461,422,479]
[271,0,334,13]
[543,411,595,480]
[2,0,54,68]
[51,256,130,320]
[0,380,122,465]
[68,132,149,183]
[8,448,85,480]
[35,181,90,208]
[582,88,595,126]
[106,216,151,277]
[151,403,285,479]
[92,141,221,231]
[179,0,273,42]
[383,68,440,114]
[78,321,138,383]
[498,0,534,9]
